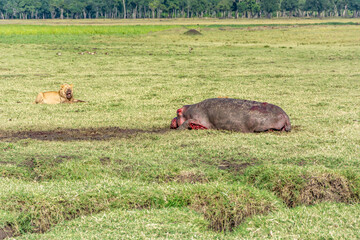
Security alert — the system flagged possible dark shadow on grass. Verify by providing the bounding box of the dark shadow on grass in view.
[0,127,170,142]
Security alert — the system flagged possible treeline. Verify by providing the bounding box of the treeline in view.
[0,0,359,20]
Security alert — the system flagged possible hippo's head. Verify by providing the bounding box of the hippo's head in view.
[170,106,187,129]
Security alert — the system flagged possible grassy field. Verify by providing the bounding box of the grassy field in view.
[0,19,359,239]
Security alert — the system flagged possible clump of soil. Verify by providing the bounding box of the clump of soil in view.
[184,29,202,35]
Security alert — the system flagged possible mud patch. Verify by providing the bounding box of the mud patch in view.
[99,157,111,165]
[0,225,15,240]
[184,29,202,35]
[54,155,73,164]
[218,160,256,175]
[0,127,170,142]
[18,155,74,169]
[19,157,36,170]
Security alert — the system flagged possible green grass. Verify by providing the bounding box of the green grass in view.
[0,19,359,239]
[0,25,176,35]
[236,202,360,239]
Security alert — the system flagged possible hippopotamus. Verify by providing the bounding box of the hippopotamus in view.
[170,98,291,132]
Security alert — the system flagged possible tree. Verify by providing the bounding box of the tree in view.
[304,0,331,17]
[190,0,209,17]
[242,0,260,17]
[167,0,180,17]
[121,0,126,18]
[0,0,5,19]
[281,0,299,16]
[216,0,232,16]
[331,0,346,16]
[237,0,247,17]
[49,0,65,18]
[260,0,280,18]
[149,0,160,17]
[4,0,22,18]
[348,0,360,17]
[66,0,87,18]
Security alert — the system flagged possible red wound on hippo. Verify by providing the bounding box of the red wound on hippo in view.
[170,117,178,129]
[250,105,268,113]
[177,108,183,115]
[189,122,208,130]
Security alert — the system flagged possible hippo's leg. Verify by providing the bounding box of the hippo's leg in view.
[177,119,209,130]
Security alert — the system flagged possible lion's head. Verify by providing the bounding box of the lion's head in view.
[59,84,74,100]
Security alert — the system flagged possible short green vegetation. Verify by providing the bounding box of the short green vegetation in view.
[0,19,359,239]
[0,25,176,36]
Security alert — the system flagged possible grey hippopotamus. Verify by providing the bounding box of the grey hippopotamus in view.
[170,98,291,132]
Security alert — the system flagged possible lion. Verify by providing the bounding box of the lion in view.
[34,84,85,104]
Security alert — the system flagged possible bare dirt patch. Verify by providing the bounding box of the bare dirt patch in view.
[0,225,15,240]
[218,160,256,175]
[0,127,170,142]
[0,161,16,165]
[17,155,75,169]
[99,157,111,165]
[174,171,209,184]
[155,171,208,184]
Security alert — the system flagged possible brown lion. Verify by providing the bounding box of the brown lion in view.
[34,84,85,104]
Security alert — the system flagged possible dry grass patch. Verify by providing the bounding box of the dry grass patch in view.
[300,173,352,205]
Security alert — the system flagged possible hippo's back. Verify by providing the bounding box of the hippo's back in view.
[191,98,291,132]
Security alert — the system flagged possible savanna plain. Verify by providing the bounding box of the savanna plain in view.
[0,18,359,239]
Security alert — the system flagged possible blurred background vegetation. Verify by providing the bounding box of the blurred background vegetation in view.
[0,0,359,20]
